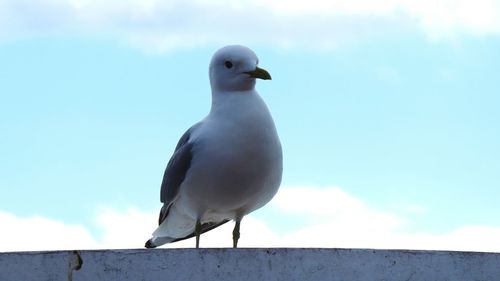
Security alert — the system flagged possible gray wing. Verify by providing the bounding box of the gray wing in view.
[158,122,201,225]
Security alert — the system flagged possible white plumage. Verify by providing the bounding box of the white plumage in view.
[145,45,282,248]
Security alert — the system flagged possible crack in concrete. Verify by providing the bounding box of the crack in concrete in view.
[405,271,416,281]
[67,250,83,281]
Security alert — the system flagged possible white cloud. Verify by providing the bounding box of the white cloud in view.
[404,0,500,38]
[0,0,499,52]
[264,186,500,252]
[94,207,157,248]
[0,211,99,252]
[1,186,500,252]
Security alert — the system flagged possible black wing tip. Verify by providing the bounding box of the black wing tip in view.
[145,239,157,249]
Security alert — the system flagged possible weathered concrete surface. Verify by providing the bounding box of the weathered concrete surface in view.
[1,248,499,281]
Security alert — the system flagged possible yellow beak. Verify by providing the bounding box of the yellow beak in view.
[245,67,272,80]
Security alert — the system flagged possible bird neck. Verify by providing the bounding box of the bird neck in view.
[209,90,260,115]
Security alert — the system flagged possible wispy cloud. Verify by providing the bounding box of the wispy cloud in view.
[0,0,499,52]
[1,186,499,252]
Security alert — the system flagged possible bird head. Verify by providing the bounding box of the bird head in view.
[209,45,271,93]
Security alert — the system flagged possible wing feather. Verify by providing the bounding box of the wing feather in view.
[158,122,201,225]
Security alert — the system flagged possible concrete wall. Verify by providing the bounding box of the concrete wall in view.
[1,248,499,281]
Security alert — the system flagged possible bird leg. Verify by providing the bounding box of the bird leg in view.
[195,220,202,249]
[232,220,241,248]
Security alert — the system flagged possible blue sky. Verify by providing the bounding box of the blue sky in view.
[1,0,499,251]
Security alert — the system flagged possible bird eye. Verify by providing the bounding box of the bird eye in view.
[224,61,233,69]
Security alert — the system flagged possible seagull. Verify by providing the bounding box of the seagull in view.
[145,45,283,248]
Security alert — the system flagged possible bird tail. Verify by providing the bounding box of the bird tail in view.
[144,202,232,248]
[144,236,176,248]
[144,220,231,248]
